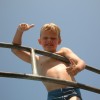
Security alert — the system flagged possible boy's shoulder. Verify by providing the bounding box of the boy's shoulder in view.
[59,47,72,52]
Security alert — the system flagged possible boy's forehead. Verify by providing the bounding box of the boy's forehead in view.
[41,30,58,36]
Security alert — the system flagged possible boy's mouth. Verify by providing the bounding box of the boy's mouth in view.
[45,43,54,47]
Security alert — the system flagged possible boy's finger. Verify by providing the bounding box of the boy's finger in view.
[66,67,73,75]
[29,24,35,29]
[66,67,73,72]
[55,51,64,56]
[69,58,76,67]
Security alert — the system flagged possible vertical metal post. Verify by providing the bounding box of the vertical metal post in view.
[30,48,38,75]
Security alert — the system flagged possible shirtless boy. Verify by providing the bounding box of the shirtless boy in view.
[12,23,86,100]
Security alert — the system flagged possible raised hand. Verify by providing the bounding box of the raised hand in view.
[17,23,35,32]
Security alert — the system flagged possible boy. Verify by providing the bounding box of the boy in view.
[12,23,86,100]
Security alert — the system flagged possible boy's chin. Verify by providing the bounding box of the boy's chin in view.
[44,49,56,53]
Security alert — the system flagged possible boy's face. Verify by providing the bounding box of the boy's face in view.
[38,31,61,52]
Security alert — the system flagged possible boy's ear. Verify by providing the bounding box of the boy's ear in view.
[38,38,41,45]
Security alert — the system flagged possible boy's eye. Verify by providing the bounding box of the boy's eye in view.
[51,38,56,40]
[43,37,48,39]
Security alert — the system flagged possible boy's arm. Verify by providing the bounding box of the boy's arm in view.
[12,23,35,63]
[56,47,86,76]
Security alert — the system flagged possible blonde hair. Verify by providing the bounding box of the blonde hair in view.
[40,23,61,38]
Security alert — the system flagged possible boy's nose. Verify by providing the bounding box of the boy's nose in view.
[47,38,52,41]
[47,38,53,43]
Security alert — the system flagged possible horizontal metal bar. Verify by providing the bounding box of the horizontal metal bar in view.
[0,42,31,52]
[0,42,100,74]
[0,71,99,94]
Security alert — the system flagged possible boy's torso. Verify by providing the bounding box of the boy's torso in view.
[36,55,75,91]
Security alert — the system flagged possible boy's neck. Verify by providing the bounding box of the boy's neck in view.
[46,50,56,53]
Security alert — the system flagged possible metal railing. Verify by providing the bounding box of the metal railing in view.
[0,42,100,94]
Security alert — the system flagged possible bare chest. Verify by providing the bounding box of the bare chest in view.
[37,57,69,77]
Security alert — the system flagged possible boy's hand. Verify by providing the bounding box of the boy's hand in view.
[17,23,35,32]
[55,49,64,56]
[67,58,80,76]
[56,48,80,76]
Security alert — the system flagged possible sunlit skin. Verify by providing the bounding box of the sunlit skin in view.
[12,23,86,100]
[38,30,61,52]
[37,30,76,90]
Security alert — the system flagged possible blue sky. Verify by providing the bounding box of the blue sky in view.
[0,0,100,100]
